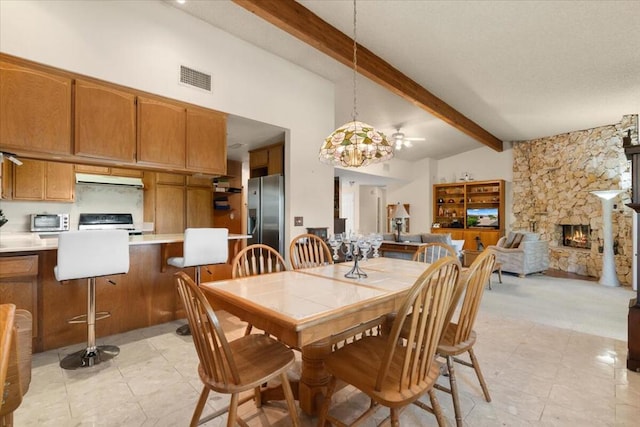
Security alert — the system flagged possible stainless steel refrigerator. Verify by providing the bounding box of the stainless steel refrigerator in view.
[247,175,284,254]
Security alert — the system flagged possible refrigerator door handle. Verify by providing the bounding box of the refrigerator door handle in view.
[251,216,259,235]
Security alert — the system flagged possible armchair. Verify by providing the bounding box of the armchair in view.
[488,231,549,277]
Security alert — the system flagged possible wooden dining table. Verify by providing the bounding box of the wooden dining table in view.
[199,257,435,415]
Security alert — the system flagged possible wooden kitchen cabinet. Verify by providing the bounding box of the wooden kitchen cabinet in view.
[1,158,13,199]
[13,159,74,201]
[0,59,72,156]
[187,187,214,228]
[249,142,284,177]
[143,171,214,234]
[154,185,186,234]
[75,164,142,178]
[137,96,186,170]
[186,107,227,176]
[0,255,38,339]
[74,79,136,162]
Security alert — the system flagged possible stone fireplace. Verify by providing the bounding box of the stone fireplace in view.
[561,224,591,249]
[510,114,638,285]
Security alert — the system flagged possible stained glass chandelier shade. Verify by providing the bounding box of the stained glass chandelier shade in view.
[320,121,393,167]
[318,0,393,168]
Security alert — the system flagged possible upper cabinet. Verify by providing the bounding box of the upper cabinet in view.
[186,107,227,176]
[74,79,136,162]
[0,54,228,176]
[137,96,186,170]
[0,60,72,155]
[249,142,284,178]
[12,159,74,202]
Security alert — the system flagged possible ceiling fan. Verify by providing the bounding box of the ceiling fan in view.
[390,129,425,150]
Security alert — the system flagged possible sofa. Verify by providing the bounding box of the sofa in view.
[487,231,549,277]
[381,233,464,260]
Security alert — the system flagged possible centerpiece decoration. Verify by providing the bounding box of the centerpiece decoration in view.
[327,233,383,279]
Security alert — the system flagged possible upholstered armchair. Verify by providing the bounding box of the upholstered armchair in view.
[488,231,549,277]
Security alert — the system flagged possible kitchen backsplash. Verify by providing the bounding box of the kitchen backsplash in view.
[0,183,144,233]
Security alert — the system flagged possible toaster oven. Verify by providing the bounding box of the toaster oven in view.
[30,213,70,232]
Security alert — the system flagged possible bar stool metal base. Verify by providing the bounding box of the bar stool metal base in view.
[60,344,120,370]
[176,324,191,336]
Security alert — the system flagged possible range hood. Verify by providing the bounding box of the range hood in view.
[75,173,144,188]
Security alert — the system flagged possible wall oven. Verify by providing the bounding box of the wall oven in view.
[30,213,70,232]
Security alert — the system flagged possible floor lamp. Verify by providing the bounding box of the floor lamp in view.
[590,190,624,287]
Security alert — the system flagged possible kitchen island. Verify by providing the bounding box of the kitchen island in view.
[0,232,249,352]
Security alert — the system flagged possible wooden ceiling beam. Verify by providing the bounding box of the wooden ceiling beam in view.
[233,0,503,152]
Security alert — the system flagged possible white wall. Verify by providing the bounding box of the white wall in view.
[0,0,335,251]
[351,145,514,235]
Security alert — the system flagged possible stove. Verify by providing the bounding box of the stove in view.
[78,213,142,235]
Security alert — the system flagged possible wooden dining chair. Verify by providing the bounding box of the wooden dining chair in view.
[174,272,299,427]
[432,249,496,427]
[289,233,333,270]
[231,244,287,335]
[412,242,456,263]
[316,256,461,427]
[231,244,287,278]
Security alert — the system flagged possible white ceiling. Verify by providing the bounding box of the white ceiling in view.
[166,0,640,166]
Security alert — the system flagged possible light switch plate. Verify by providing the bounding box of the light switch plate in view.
[294,216,303,226]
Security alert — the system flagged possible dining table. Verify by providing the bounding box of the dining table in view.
[199,256,438,415]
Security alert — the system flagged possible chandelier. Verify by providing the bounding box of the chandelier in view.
[319,0,393,168]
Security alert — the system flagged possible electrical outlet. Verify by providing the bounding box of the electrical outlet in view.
[294,216,303,226]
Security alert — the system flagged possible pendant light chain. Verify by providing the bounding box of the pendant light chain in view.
[352,0,358,122]
[318,0,393,168]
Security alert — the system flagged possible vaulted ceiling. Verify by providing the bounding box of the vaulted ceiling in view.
[166,0,640,163]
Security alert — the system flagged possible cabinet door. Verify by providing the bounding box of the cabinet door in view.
[0,60,72,155]
[1,158,13,199]
[110,168,143,178]
[75,164,111,175]
[186,175,212,187]
[250,148,269,168]
[137,96,186,169]
[268,143,284,175]
[463,230,500,250]
[13,159,45,200]
[45,162,74,201]
[156,172,185,185]
[75,79,136,162]
[187,187,213,228]
[155,185,185,234]
[186,108,226,175]
[0,255,38,338]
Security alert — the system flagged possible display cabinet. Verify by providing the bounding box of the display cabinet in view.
[432,180,505,250]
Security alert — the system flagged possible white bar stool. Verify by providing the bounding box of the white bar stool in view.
[168,228,229,335]
[54,230,129,369]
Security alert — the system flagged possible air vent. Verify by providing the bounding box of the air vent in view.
[180,65,211,91]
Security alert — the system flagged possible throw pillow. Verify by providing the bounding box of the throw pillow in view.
[511,233,524,248]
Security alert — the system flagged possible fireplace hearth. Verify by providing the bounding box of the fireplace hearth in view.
[562,224,591,249]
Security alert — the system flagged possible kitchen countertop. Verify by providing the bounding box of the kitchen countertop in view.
[0,232,251,253]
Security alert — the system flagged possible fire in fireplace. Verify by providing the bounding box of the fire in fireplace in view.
[562,224,591,249]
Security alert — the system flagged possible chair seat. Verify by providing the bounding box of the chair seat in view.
[437,324,477,356]
[199,334,296,394]
[167,257,185,268]
[324,335,442,408]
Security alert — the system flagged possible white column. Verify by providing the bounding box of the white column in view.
[591,190,624,287]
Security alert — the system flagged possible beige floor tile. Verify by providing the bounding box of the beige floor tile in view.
[12,273,640,426]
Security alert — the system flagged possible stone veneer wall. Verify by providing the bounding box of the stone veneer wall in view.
[511,114,638,286]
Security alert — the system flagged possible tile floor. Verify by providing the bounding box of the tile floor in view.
[14,273,640,426]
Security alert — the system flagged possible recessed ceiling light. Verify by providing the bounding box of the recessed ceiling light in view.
[176,0,186,5]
